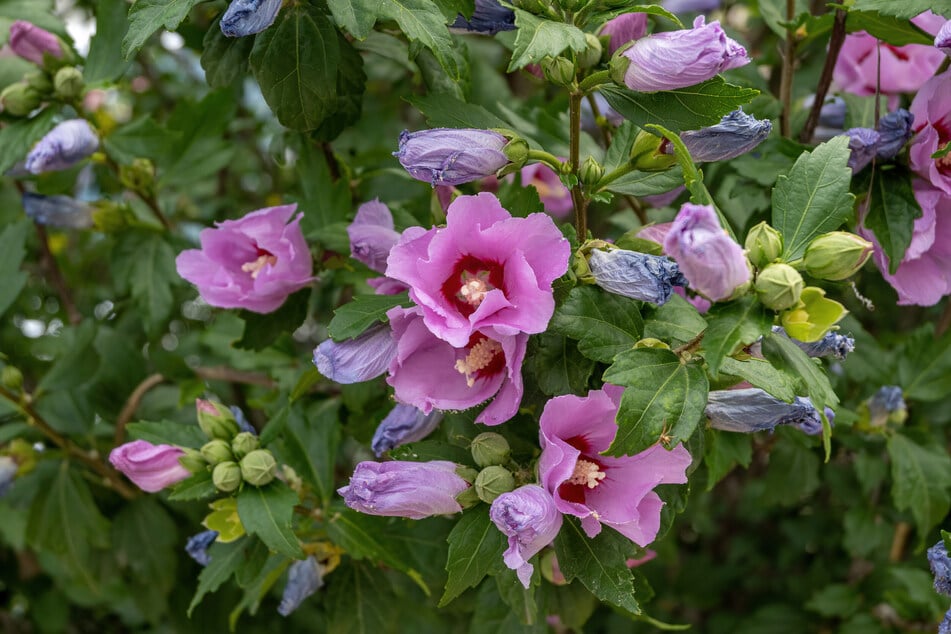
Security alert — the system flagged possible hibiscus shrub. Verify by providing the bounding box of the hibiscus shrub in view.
[2,1,951,632]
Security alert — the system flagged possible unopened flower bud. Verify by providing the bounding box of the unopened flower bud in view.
[231,431,260,460]
[0,82,42,116]
[118,158,156,194]
[630,130,677,172]
[608,51,632,86]
[212,461,242,492]
[541,56,575,87]
[579,155,603,188]
[201,439,235,466]
[577,33,603,69]
[470,432,511,467]
[755,263,803,311]
[474,465,515,503]
[9,21,66,66]
[588,248,686,305]
[90,200,135,232]
[502,137,530,166]
[196,399,240,440]
[876,109,914,159]
[803,231,873,281]
[395,128,509,186]
[178,448,208,474]
[1,366,23,391]
[744,221,783,269]
[24,70,52,93]
[676,109,772,163]
[53,66,83,99]
[240,449,277,487]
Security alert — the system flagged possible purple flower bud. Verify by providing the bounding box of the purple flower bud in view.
[0,456,17,497]
[450,0,515,35]
[371,404,444,457]
[600,13,648,54]
[395,128,510,186]
[25,119,99,174]
[621,16,749,93]
[337,460,469,519]
[278,557,324,616]
[490,485,563,588]
[9,21,63,65]
[663,203,750,302]
[588,248,686,305]
[843,127,881,172]
[220,0,282,37]
[929,540,951,596]
[875,109,914,160]
[771,326,854,360]
[663,0,721,12]
[348,199,401,273]
[675,109,772,162]
[705,388,825,434]
[185,530,218,566]
[942,609,951,634]
[937,20,951,56]
[22,193,93,229]
[228,405,256,435]
[108,440,191,492]
[313,324,397,384]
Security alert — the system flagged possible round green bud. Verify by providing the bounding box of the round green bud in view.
[474,466,515,504]
[541,56,575,88]
[579,155,604,189]
[91,201,136,233]
[755,263,804,311]
[0,82,42,117]
[470,432,511,468]
[502,137,530,166]
[196,399,240,441]
[744,221,783,269]
[24,71,52,93]
[212,461,242,493]
[239,449,277,487]
[178,448,208,474]
[200,439,234,466]
[119,158,156,194]
[629,130,677,172]
[53,66,83,100]
[231,432,259,460]
[1,366,24,391]
[577,33,603,70]
[803,231,873,281]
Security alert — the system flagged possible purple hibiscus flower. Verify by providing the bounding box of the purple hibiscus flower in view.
[338,460,469,519]
[490,485,563,588]
[910,69,951,196]
[109,440,191,493]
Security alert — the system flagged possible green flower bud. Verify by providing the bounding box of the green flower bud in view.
[502,137,530,166]
[803,231,873,281]
[53,66,83,100]
[755,263,803,311]
[579,155,604,188]
[24,70,52,93]
[119,158,156,194]
[212,461,242,493]
[196,399,240,440]
[239,449,277,487]
[470,432,511,468]
[630,130,677,172]
[200,439,234,466]
[455,485,481,509]
[91,201,136,233]
[178,448,208,474]
[780,286,847,342]
[541,56,575,87]
[744,221,783,269]
[0,82,42,117]
[1,366,23,391]
[231,432,259,460]
[608,52,632,87]
[577,33,603,70]
[474,465,515,504]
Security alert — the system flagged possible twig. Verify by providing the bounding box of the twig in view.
[114,373,165,445]
[624,194,648,225]
[569,91,589,240]
[888,521,911,562]
[779,0,798,138]
[799,9,848,144]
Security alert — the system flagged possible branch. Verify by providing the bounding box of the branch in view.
[114,373,165,445]
[798,9,848,144]
[779,0,798,138]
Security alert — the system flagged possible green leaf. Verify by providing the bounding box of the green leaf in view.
[85,0,131,83]
[806,583,862,618]
[528,332,595,397]
[761,332,839,411]
[311,33,366,142]
[642,294,707,345]
[36,321,100,393]
[236,288,310,350]
[599,79,759,133]
[112,498,177,592]
[549,286,644,363]
[236,481,304,559]
[604,348,709,456]
[168,470,218,501]
[122,0,203,59]
[554,516,640,614]
[850,0,950,19]
[772,136,855,260]
[760,431,821,506]
[407,92,510,130]
[249,4,339,131]
[0,220,30,319]
[0,108,56,174]
[602,122,639,175]
[718,357,797,402]
[325,560,397,634]
[200,17,255,88]
[275,400,341,506]
[845,10,934,45]
[861,169,921,274]
[507,9,587,71]
[888,433,951,539]
[701,297,772,377]
[188,538,252,616]
[329,0,382,39]
[703,428,753,490]
[898,326,951,401]
[389,440,475,464]
[440,506,506,606]
[126,419,207,447]
[378,0,460,81]
[112,230,179,337]
[103,116,180,166]
[606,168,685,197]
[327,292,412,341]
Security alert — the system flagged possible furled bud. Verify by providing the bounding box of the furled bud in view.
[577,33,603,69]
[1,366,23,391]
[802,231,873,281]
[395,128,510,186]
[744,221,783,269]
[502,137,530,166]
[755,263,803,311]
[220,0,283,37]
[587,248,686,305]
[0,82,42,116]
[200,439,235,466]
[449,0,516,35]
[212,461,243,493]
[196,399,240,440]
[579,155,603,188]
[541,56,575,87]
[313,324,397,384]
[178,448,208,474]
[24,70,52,93]
[239,449,277,486]
[53,66,83,100]
[875,109,914,159]
[856,385,907,431]
[24,119,99,174]
[675,109,772,163]
[231,431,260,460]
[8,21,66,66]
[474,465,515,503]
[843,127,881,172]
[936,19,951,57]
[629,130,677,172]
[470,432,511,467]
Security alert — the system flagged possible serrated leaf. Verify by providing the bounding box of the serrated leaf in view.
[888,433,951,539]
[329,0,382,39]
[703,428,752,490]
[408,93,510,130]
[898,326,951,401]
[168,470,217,501]
[200,17,255,88]
[605,167,685,197]
[85,0,131,83]
[553,516,640,614]
[549,286,643,363]
[772,136,855,260]
[236,481,304,559]
[603,348,709,456]
[439,506,506,606]
[642,294,707,345]
[112,230,179,336]
[760,432,821,506]
[325,561,396,634]
[122,0,202,59]
[507,9,587,71]
[850,0,950,19]
[761,332,839,411]
[389,440,473,464]
[0,220,30,319]
[275,400,340,506]
[188,538,252,616]
[718,357,797,402]
[701,297,772,377]
[528,332,595,397]
[112,498,177,591]
[103,116,180,166]
[0,108,56,174]
[861,169,921,274]
[328,292,412,341]
[378,0,460,80]
[845,10,934,45]
[599,79,759,133]
[126,419,207,447]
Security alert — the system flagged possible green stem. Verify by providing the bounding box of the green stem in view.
[569,91,588,240]
[594,161,638,190]
[779,0,797,137]
[579,70,611,94]
[525,149,564,170]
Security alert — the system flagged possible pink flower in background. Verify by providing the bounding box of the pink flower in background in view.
[518,163,573,217]
[176,204,313,313]
[386,306,527,426]
[600,12,648,54]
[539,385,692,545]
[909,70,951,196]
[109,440,191,492]
[8,21,62,65]
[386,193,570,347]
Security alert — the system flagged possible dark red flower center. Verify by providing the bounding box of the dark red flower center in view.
[557,435,607,504]
[440,255,505,317]
[454,332,506,387]
[241,245,277,279]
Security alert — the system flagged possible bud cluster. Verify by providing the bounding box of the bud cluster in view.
[190,400,277,492]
